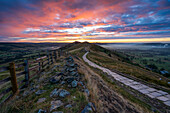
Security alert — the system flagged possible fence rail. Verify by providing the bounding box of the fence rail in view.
[0,49,67,105]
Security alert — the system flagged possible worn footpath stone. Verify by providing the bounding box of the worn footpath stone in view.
[156,96,169,102]
[59,89,70,98]
[81,102,96,113]
[50,89,60,98]
[23,90,30,97]
[71,80,78,88]
[50,76,61,84]
[66,77,74,83]
[37,98,46,103]
[50,100,64,111]
[37,109,46,113]
[60,81,65,85]
[52,111,63,113]
[164,100,170,106]
[35,90,46,95]
[84,89,90,96]
[65,104,72,108]
[50,89,70,98]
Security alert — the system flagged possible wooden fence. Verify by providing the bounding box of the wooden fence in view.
[0,49,67,105]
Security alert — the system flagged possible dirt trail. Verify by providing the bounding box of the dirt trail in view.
[75,58,142,113]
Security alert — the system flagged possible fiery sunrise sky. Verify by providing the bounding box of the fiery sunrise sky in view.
[0,0,170,43]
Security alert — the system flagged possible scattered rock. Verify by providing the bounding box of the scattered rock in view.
[60,81,65,85]
[50,89,60,98]
[52,111,63,113]
[59,89,70,98]
[78,81,85,88]
[37,109,46,113]
[71,80,78,88]
[35,85,40,89]
[37,98,46,103]
[23,90,29,97]
[50,89,70,98]
[50,76,61,84]
[57,72,65,76]
[52,65,57,71]
[50,100,63,111]
[65,104,72,108]
[30,83,34,86]
[66,77,74,83]
[68,67,76,72]
[35,90,46,95]
[81,102,96,113]
[69,71,77,76]
[84,89,90,96]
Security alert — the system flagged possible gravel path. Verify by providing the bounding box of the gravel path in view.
[83,52,170,106]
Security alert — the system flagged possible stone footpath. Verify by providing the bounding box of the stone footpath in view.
[83,52,170,106]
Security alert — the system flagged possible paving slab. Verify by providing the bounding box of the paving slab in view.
[139,89,151,94]
[123,81,134,86]
[146,88,157,92]
[135,84,149,90]
[163,100,170,106]
[114,77,121,81]
[165,94,170,99]
[119,78,129,82]
[129,85,141,90]
[157,90,168,95]
[156,96,169,102]
[128,81,140,86]
[147,94,155,98]
[148,92,163,98]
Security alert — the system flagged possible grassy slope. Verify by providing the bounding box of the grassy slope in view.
[88,44,170,88]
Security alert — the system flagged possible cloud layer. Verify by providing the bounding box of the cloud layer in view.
[0,0,170,43]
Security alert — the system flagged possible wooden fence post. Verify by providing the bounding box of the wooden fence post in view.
[24,60,29,86]
[54,50,57,62]
[9,62,18,94]
[50,52,53,64]
[38,53,41,71]
[41,59,43,69]
[47,51,50,65]
[58,50,60,58]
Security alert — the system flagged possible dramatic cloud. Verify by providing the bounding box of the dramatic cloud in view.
[0,0,170,43]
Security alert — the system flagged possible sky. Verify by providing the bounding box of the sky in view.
[0,0,170,43]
